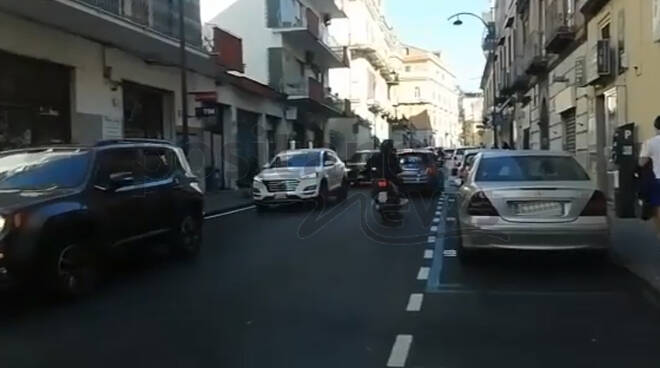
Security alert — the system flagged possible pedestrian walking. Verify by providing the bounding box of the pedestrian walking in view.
[639,116,660,239]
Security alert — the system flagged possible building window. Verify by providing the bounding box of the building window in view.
[414,87,421,98]
[405,66,411,72]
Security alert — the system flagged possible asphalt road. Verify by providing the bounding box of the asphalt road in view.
[2,186,660,368]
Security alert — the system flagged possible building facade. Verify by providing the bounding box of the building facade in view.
[395,46,461,148]
[0,0,215,149]
[460,92,487,147]
[328,0,401,156]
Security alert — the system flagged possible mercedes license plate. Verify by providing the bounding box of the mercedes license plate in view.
[513,201,563,216]
[274,193,287,200]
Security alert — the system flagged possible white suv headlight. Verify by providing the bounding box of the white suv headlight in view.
[253,175,264,183]
[300,172,318,180]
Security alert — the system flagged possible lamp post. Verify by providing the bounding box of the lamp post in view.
[447,12,498,148]
[178,0,189,155]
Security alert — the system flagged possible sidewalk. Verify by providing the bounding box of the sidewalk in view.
[611,215,660,291]
[204,189,254,216]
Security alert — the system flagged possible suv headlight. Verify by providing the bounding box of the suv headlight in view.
[0,216,5,232]
[300,172,318,180]
[253,175,264,183]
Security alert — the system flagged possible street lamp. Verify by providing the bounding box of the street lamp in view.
[447,12,498,148]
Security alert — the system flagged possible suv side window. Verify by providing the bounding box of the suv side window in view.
[324,152,337,165]
[142,147,174,182]
[94,148,142,188]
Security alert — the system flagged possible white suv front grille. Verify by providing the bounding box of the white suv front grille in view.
[265,180,299,193]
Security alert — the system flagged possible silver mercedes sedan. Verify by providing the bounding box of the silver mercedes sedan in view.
[455,150,610,258]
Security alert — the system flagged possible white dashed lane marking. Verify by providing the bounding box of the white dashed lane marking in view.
[424,249,434,259]
[417,267,430,280]
[430,225,438,232]
[387,335,413,367]
[443,249,457,257]
[427,236,436,243]
[406,293,424,312]
[432,217,440,224]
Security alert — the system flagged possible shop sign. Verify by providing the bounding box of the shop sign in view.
[102,116,122,140]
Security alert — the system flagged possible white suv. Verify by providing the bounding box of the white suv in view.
[253,148,349,207]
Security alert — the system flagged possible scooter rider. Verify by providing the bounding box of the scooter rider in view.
[367,139,402,198]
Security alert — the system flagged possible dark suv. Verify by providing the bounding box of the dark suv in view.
[0,140,204,296]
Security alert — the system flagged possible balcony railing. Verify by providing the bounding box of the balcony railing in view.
[523,31,549,75]
[77,0,202,46]
[283,77,347,114]
[546,0,576,53]
[267,0,336,49]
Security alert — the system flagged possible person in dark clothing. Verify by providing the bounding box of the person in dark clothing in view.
[367,140,403,201]
[501,141,511,149]
[367,139,402,182]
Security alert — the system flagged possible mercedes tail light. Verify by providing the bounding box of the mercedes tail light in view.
[581,190,607,216]
[467,191,499,216]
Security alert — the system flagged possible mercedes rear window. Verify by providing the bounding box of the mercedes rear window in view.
[475,156,590,182]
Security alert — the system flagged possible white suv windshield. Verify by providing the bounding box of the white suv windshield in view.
[271,152,321,168]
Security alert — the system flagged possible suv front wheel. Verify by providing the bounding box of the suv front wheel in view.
[46,241,98,297]
[170,214,202,258]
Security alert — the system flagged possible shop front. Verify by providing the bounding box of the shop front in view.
[0,51,71,151]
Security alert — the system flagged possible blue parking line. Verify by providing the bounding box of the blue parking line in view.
[426,195,447,292]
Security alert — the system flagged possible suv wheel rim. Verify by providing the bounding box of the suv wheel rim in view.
[57,244,86,291]
[181,216,200,250]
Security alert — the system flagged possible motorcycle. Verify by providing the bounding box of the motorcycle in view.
[372,175,408,224]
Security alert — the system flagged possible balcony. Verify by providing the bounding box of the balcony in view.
[580,0,609,18]
[267,0,347,68]
[211,27,244,73]
[545,0,576,53]
[0,0,212,73]
[523,31,550,75]
[284,77,346,117]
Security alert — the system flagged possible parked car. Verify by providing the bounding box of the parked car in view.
[253,148,349,208]
[450,147,479,176]
[457,149,504,183]
[346,150,378,185]
[397,149,443,194]
[0,140,204,296]
[455,150,610,260]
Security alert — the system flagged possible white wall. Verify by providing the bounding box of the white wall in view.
[0,11,214,144]
[208,0,280,86]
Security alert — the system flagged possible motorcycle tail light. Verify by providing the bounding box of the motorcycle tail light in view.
[377,179,389,188]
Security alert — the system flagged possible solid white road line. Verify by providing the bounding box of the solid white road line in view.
[427,236,436,243]
[447,217,456,222]
[406,293,424,312]
[417,267,430,280]
[387,335,413,367]
[424,249,434,259]
[204,206,256,219]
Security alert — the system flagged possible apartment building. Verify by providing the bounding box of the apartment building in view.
[395,45,461,148]
[460,92,487,147]
[328,0,401,157]
[0,0,215,151]
[208,0,349,156]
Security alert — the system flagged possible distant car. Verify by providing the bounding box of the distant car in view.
[253,148,348,208]
[397,149,443,194]
[0,140,204,296]
[346,150,378,185]
[450,147,479,176]
[457,149,504,183]
[455,150,610,260]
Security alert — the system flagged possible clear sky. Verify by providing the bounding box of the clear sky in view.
[200,0,491,91]
[385,0,491,92]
